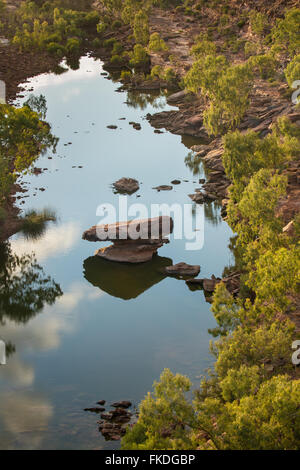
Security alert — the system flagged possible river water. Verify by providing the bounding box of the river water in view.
[0,56,234,449]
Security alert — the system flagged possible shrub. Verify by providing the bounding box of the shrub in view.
[112,20,122,30]
[103,37,117,49]
[285,54,300,88]
[66,37,81,55]
[244,41,261,58]
[129,44,149,69]
[148,32,168,52]
[97,22,108,34]
[46,41,66,57]
[150,64,162,79]
[190,38,216,58]
[271,8,300,56]
[249,10,268,37]
[122,369,196,450]
[92,37,101,48]
[248,54,277,79]
[120,70,132,82]
[133,10,149,45]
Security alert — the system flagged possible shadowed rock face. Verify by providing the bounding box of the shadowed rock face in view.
[82,216,173,263]
[83,255,172,300]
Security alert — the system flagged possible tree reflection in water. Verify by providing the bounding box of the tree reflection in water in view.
[125,90,167,111]
[0,241,63,325]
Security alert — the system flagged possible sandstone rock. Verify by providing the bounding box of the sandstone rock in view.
[186,272,240,296]
[166,90,187,104]
[165,262,200,278]
[283,220,295,236]
[95,239,168,263]
[203,278,221,292]
[189,192,204,203]
[83,216,173,263]
[113,177,139,194]
[185,115,202,127]
[191,144,210,154]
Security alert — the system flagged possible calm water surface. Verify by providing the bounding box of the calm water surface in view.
[0,56,234,449]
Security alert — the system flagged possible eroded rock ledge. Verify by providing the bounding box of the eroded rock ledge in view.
[82,216,173,263]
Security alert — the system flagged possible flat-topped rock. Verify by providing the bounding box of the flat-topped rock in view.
[82,216,173,242]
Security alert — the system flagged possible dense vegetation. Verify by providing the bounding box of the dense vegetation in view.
[122,117,300,449]
[117,0,300,450]
[0,0,299,450]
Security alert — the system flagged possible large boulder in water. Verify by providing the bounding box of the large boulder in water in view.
[82,216,173,264]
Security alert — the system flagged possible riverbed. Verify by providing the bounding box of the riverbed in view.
[0,56,234,450]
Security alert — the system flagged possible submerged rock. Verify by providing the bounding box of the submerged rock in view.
[97,400,106,406]
[186,272,240,296]
[84,407,105,413]
[111,401,132,409]
[153,185,173,191]
[113,177,139,194]
[82,216,173,264]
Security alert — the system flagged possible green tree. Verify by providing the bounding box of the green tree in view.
[133,10,149,45]
[122,369,196,450]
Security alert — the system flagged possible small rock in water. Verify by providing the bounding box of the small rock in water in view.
[111,401,132,409]
[129,121,141,130]
[113,178,139,195]
[171,179,181,185]
[153,185,173,191]
[111,407,131,417]
[107,125,118,129]
[97,400,106,406]
[84,407,105,413]
[100,412,114,420]
[165,263,200,278]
